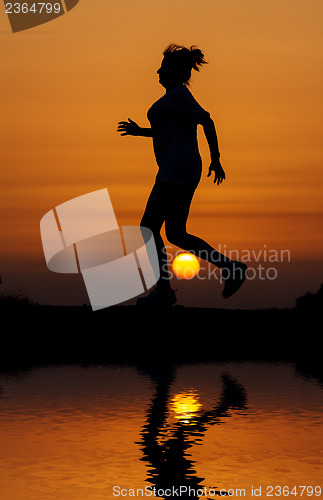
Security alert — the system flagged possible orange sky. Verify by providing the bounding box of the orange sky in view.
[1,0,322,307]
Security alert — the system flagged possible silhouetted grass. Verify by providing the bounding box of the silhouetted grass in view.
[296,283,323,310]
[0,281,321,382]
[0,287,34,308]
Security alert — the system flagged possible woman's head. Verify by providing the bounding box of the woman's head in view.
[157,44,207,89]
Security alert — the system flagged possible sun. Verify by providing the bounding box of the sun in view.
[171,391,202,424]
[172,252,200,279]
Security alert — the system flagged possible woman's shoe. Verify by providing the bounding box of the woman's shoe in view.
[137,286,177,306]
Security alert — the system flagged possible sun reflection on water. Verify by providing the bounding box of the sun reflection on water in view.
[171,390,202,425]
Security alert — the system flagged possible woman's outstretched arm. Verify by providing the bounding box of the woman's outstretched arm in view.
[117,118,153,137]
[200,113,226,185]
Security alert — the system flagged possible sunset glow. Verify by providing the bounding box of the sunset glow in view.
[1,0,322,308]
[171,391,202,424]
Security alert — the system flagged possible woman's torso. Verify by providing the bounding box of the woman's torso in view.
[147,85,209,188]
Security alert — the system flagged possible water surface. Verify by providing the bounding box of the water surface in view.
[0,362,322,500]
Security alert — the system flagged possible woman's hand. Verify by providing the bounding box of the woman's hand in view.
[117,118,141,136]
[207,159,226,185]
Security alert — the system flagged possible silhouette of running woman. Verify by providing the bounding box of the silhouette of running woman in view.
[118,44,248,306]
[137,364,247,498]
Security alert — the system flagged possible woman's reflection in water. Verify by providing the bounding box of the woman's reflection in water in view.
[137,365,247,499]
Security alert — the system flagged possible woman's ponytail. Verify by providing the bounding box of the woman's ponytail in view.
[189,46,208,71]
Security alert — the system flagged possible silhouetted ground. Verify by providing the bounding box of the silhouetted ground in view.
[296,283,323,310]
[0,302,321,385]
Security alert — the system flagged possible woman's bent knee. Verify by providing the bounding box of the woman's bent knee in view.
[166,231,189,248]
[140,216,152,230]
